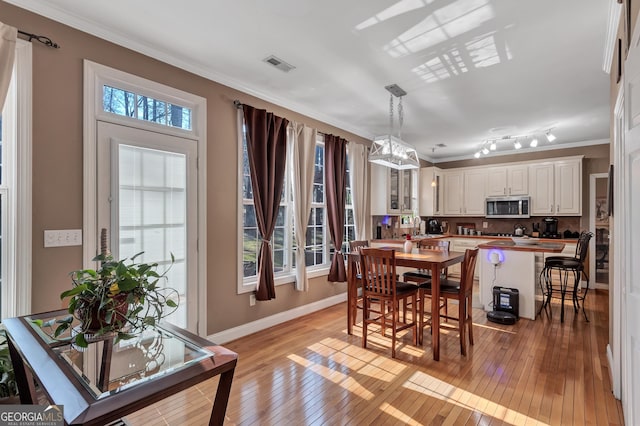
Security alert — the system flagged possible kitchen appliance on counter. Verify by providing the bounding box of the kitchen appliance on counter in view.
[542,217,560,238]
[427,218,443,234]
[485,196,530,218]
[514,224,526,236]
[531,222,540,238]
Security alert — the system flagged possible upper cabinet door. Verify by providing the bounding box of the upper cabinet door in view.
[388,168,401,214]
[529,164,555,215]
[554,160,581,215]
[463,169,487,215]
[486,167,508,196]
[443,171,464,215]
[508,165,529,195]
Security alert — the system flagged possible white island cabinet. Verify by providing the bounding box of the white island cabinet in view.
[478,240,565,320]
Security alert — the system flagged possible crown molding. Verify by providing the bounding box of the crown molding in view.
[603,0,623,74]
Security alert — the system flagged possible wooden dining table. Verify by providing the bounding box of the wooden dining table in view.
[347,247,466,361]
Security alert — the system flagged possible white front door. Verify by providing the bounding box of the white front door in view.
[97,121,198,332]
[622,15,640,423]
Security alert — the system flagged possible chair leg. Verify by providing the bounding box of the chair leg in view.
[467,296,474,347]
[459,296,467,356]
[391,303,397,358]
[362,297,368,350]
[412,294,418,347]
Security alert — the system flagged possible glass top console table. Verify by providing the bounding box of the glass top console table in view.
[4,310,238,425]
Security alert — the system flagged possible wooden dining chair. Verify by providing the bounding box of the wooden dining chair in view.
[347,240,369,332]
[421,248,478,356]
[402,239,450,322]
[360,248,419,358]
[402,239,450,284]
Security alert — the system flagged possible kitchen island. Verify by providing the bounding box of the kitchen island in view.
[477,239,565,320]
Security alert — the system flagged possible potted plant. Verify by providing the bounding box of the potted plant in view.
[0,325,19,402]
[53,252,179,348]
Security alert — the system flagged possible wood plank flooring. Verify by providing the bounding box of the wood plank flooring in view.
[124,289,624,425]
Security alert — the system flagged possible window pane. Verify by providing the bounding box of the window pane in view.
[167,104,192,130]
[137,95,167,125]
[103,85,192,131]
[103,85,135,117]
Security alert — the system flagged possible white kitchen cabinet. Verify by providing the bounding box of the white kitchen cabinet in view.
[529,163,555,215]
[370,163,418,215]
[486,165,528,196]
[554,160,581,215]
[463,169,487,215]
[419,167,443,216]
[443,171,464,215]
[528,159,581,216]
[443,169,486,216]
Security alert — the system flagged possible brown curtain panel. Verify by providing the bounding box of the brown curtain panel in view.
[243,105,289,300]
[325,134,348,282]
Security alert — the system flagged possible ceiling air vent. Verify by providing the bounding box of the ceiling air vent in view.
[263,55,296,73]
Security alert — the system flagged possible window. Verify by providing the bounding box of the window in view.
[241,124,293,281]
[1,40,32,319]
[305,143,326,267]
[240,127,353,291]
[344,156,355,252]
[102,85,192,130]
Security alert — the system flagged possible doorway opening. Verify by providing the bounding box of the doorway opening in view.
[589,173,609,287]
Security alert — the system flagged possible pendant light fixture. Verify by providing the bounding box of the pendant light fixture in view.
[369,84,420,170]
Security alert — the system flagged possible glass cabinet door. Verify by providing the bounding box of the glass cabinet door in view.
[402,170,412,212]
[388,168,400,212]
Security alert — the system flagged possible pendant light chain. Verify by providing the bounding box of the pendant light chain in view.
[389,93,394,137]
[398,96,404,140]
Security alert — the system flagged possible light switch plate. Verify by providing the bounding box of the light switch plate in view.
[44,229,82,247]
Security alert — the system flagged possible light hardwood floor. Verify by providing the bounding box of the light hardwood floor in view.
[124,289,623,425]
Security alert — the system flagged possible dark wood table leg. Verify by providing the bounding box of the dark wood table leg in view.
[7,336,37,404]
[431,265,440,361]
[98,339,114,391]
[209,368,235,426]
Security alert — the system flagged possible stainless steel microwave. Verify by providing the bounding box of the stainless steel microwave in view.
[485,196,530,218]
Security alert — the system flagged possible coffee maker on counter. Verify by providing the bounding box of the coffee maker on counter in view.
[541,217,559,238]
[427,218,443,234]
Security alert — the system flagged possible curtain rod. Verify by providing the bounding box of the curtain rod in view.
[17,30,60,49]
[233,99,345,140]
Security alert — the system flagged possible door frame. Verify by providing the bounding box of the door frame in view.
[589,172,609,289]
[83,61,208,336]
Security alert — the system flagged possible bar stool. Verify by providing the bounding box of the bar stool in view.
[538,231,593,322]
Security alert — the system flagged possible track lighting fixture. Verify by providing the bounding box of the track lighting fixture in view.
[473,128,558,158]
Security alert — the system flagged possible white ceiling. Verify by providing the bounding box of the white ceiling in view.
[10,0,612,161]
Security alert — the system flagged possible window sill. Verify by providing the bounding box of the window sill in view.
[239,266,331,294]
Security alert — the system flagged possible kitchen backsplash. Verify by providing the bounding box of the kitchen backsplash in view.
[372,215,583,239]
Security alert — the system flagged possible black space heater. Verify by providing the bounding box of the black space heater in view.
[487,286,519,325]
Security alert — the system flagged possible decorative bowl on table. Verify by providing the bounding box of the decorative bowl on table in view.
[511,236,540,245]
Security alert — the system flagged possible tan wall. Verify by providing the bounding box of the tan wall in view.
[0,1,370,334]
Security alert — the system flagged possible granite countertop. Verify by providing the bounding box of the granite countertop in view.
[477,239,565,253]
[373,234,579,244]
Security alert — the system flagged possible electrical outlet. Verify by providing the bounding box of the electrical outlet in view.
[44,229,82,247]
[483,221,489,229]
[249,294,256,306]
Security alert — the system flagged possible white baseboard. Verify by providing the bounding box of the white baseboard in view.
[593,283,609,290]
[207,293,347,344]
